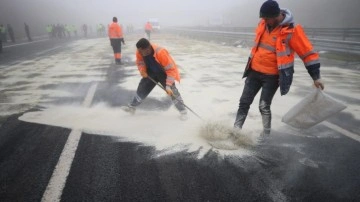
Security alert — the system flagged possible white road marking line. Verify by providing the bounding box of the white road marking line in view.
[82,83,98,107]
[41,83,97,202]
[0,45,62,68]
[35,46,62,56]
[323,121,360,142]
[3,38,49,48]
[40,129,82,202]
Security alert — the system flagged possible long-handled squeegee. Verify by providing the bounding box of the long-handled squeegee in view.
[147,76,203,120]
[147,76,253,149]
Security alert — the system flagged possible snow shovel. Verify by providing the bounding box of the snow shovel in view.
[147,75,203,120]
[147,76,253,149]
[147,76,253,150]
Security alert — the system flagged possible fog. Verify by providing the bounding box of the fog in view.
[1,0,360,37]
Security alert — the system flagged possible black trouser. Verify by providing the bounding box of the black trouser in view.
[110,38,122,63]
[234,69,279,133]
[130,71,186,113]
[26,32,32,41]
[10,33,15,43]
[0,39,2,53]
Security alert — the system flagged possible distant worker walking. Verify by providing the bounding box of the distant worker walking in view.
[0,24,7,43]
[46,25,53,39]
[108,17,125,65]
[82,24,88,37]
[24,23,32,42]
[7,24,15,43]
[144,21,152,40]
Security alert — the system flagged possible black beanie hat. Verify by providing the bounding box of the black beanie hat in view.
[136,38,151,49]
[113,17,117,22]
[260,0,280,18]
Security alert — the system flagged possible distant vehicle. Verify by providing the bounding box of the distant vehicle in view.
[148,18,160,31]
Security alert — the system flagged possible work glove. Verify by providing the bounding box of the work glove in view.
[314,79,324,90]
[165,86,173,96]
[121,38,125,45]
[140,71,148,78]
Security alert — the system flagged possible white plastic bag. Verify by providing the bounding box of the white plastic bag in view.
[282,88,347,129]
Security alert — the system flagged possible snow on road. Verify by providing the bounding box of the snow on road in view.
[1,34,357,158]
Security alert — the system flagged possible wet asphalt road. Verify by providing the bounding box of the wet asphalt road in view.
[0,35,360,202]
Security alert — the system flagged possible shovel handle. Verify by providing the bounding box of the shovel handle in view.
[147,76,203,120]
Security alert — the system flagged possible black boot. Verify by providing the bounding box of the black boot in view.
[234,114,246,129]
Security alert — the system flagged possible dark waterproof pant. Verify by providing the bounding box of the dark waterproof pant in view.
[26,31,32,41]
[129,71,186,113]
[234,69,279,133]
[110,38,122,63]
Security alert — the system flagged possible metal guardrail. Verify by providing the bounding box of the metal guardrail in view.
[165,27,360,55]
[306,28,360,41]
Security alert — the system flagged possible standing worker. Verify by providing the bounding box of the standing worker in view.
[7,24,15,43]
[82,24,87,37]
[233,0,324,140]
[108,17,125,65]
[24,23,32,41]
[0,24,6,43]
[144,21,152,40]
[46,25,53,39]
[122,38,188,120]
[0,25,3,53]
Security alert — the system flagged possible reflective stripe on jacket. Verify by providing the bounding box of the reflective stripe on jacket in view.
[108,22,123,39]
[251,25,280,75]
[243,19,320,95]
[136,44,180,86]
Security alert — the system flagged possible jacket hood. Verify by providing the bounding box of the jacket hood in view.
[279,8,295,26]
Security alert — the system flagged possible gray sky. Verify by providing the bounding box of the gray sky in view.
[1,0,241,26]
[1,0,359,37]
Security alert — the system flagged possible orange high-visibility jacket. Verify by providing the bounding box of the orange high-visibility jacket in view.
[145,22,152,31]
[244,15,320,95]
[108,22,123,39]
[136,44,180,86]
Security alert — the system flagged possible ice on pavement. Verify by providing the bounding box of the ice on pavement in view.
[6,35,359,158]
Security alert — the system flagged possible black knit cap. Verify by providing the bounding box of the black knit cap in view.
[113,17,117,22]
[136,38,151,49]
[259,0,280,18]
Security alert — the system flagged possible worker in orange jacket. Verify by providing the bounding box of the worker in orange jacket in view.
[234,0,324,140]
[108,17,124,65]
[122,38,187,120]
[144,21,152,40]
